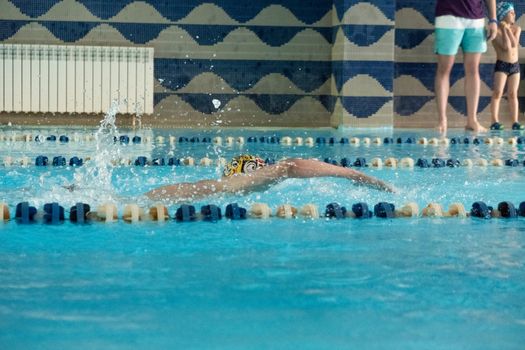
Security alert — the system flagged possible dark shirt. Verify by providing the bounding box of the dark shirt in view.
[435,0,485,19]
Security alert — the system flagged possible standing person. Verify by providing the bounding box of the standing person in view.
[490,2,523,130]
[434,0,498,134]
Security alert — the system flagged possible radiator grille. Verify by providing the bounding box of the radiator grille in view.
[0,44,154,115]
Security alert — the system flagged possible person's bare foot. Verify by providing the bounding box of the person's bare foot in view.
[437,120,447,135]
[465,121,487,133]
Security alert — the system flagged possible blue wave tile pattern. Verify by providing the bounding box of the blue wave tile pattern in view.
[341,25,392,47]
[247,26,333,47]
[248,94,304,114]
[318,95,337,113]
[0,20,29,41]
[395,0,435,23]
[163,93,310,114]
[155,93,337,115]
[111,23,169,44]
[153,93,172,107]
[181,25,334,47]
[395,29,433,49]
[394,96,433,116]
[154,59,332,93]
[178,94,237,114]
[449,96,491,116]
[333,61,393,92]
[9,0,60,18]
[72,0,332,24]
[0,20,334,47]
[341,97,392,118]
[40,21,99,42]
[334,0,395,21]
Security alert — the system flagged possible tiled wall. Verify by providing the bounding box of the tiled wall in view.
[0,0,398,128]
[332,0,395,128]
[395,0,525,128]
[3,1,518,128]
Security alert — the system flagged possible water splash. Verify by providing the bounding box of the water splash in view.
[51,100,124,206]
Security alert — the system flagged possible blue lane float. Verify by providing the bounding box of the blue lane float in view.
[352,202,373,218]
[69,157,83,166]
[15,202,37,224]
[119,135,130,144]
[201,204,222,222]
[325,203,347,219]
[225,203,247,220]
[135,156,148,166]
[43,203,65,224]
[35,155,48,166]
[52,156,66,166]
[70,203,90,223]
[497,201,518,218]
[175,204,197,222]
[470,201,493,219]
[374,202,396,218]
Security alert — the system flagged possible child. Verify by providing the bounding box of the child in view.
[490,2,523,130]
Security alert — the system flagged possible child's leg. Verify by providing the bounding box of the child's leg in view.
[506,73,520,123]
[490,72,508,123]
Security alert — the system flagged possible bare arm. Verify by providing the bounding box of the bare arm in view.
[509,26,521,48]
[485,0,497,41]
[282,158,396,192]
[504,26,517,48]
[501,26,512,50]
[146,165,289,202]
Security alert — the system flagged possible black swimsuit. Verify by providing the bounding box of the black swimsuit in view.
[494,60,520,76]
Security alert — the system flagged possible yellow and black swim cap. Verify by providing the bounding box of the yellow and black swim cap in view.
[223,155,266,177]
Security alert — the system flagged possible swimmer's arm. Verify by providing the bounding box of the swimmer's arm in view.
[145,166,288,201]
[508,25,521,48]
[145,179,227,201]
[282,158,396,193]
[502,25,517,48]
[498,26,511,50]
[346,170,396,193]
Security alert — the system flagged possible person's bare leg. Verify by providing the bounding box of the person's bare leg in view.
[506,73,520,123]
[463,52,487,132]
[435,54,455,134]
[490,72,507,124]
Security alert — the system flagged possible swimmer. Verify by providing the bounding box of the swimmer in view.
[146,155,396,202]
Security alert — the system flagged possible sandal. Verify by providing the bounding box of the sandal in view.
[490,122,504,130]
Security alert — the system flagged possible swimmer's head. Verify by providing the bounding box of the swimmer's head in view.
[223,154,266,177]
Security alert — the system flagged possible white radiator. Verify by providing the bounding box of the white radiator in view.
[0,44,154,115]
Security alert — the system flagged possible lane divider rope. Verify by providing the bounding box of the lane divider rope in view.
[3,156,525,168]
[2,134,525,147]
[1,201,524,224]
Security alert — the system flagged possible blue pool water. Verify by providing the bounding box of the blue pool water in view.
[1,127,525,349]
